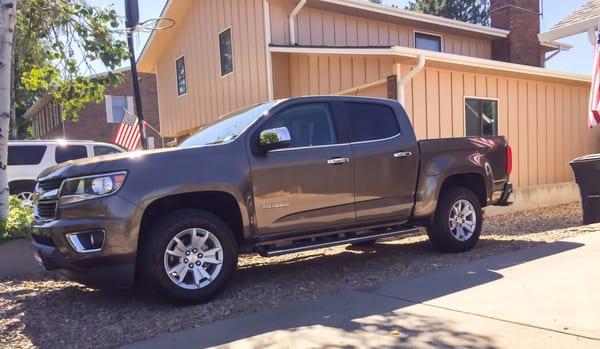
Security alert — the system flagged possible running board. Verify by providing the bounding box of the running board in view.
[260,227,420,257]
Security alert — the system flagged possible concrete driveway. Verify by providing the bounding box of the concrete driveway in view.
[125,231,600,349]
[0,239,38,278]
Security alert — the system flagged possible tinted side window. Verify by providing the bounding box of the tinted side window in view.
[94,146,121,156]
[261,103,337,148]
[345,102,400,142]
[55,145,88,163]
[8,146,47,165]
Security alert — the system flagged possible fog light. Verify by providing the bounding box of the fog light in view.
[66,230,105,253]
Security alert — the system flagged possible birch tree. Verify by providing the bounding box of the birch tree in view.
[1,0,128,219]
[0,0,17,218]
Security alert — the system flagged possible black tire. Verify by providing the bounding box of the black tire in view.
[139,209,238,304]
[427,187,482,253]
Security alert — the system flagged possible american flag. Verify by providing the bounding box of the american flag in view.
[113,109,142,151]
[589,35,600,128]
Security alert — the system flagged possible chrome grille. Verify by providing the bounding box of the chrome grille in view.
[37,179,62,192]
[34,179,63,220]
[35,201,57,219]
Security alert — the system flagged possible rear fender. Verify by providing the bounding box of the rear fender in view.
[412,151,493,219]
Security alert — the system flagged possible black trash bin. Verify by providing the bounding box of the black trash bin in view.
[570,154,600,224]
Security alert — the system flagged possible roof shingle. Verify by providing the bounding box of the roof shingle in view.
[550,0,600,31]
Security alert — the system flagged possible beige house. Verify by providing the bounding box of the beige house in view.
[138,0,600,208]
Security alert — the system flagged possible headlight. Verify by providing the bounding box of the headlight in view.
[59,171,127,205]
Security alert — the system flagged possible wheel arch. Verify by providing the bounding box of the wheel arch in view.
[439,172,487,207]
[8,179,37,195]
[137,191,246,248]
[413,171,488,220]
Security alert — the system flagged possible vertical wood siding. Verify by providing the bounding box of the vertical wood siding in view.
[275,53,599,188]
[268,0,491,59]
[155,0,269,137]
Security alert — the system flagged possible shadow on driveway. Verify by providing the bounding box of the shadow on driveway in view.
[124,240,584,348]
[0,235,585,349]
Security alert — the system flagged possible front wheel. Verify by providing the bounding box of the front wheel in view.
[139,210,238,304]
[427,187,482,253]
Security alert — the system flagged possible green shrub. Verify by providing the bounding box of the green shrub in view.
[0,196,34,241]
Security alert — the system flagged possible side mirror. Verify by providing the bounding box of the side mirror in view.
[259,127,291,152]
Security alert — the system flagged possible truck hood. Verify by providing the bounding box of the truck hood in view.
[37,147,194,182]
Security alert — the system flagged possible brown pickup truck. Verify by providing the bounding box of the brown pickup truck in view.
[31,96,512,303]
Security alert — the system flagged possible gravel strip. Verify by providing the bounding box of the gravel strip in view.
[0,202,594,349]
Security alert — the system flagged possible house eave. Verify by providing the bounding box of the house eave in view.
[269,45,591,84]
[539,16,599,43]
[23,95,53,120]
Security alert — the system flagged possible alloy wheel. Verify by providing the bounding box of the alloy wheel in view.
[163,228,224,290]
[448,199,477,242]
[17,192,34,207]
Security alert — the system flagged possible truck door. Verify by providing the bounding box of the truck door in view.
[249,102,355,235]
[343,101,419,222]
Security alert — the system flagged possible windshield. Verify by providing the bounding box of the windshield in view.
[179,102,276,148]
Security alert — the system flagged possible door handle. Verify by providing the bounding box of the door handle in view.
[393,151,413,158]
[327,157,350,165]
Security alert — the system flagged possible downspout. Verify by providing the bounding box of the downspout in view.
[289,0,307,45]
[395,54,426,106]
[588,27,598,46]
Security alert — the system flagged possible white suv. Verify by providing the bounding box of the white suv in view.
[8,140,125,204]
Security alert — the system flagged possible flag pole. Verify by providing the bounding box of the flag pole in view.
[125,0,148,150]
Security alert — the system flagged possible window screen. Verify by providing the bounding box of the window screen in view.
[55,145,88,163]
[176,56,187,96]
[465,98,499,136]
[219,28,234,76]
[345,103,400,142]
[261,103,337,148]
[8,146,47,165]
[415,32,442,52]
[110,96,129,123]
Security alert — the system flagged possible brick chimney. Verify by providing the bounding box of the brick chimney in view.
[490,0,542,67]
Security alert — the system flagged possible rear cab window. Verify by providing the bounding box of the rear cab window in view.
[55,145,88,163]
[8,145,47,165]
[260,103,338,148]
[344,102,401,142]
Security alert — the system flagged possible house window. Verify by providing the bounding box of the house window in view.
[465,98,499,136]
[105,95,134,123]
[176,56,187,96]
[415,32,442,52]
[219,28,233,76]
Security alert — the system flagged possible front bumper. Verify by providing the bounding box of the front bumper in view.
[31,194,142,289]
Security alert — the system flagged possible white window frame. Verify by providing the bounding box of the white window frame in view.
[175,56,187,97]
[105,95,134,123]
[413,30,444,52]
[218,26,234,78]
[463,96,500,137]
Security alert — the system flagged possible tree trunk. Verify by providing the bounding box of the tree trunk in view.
[10,53,16,139]
[0,0,16,218]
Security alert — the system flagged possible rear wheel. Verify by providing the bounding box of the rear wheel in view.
[9,181,36,207]
[139,210,238,304]
[427,187,482,253]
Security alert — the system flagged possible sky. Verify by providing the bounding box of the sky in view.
[94,0,593,76]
